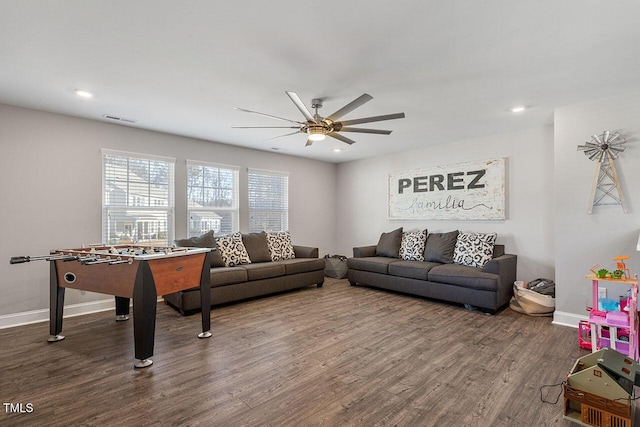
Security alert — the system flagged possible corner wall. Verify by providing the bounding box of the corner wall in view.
[553,91,640,326]
[0,104,337,324]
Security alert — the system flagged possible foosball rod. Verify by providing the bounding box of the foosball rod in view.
[10,255,78,264]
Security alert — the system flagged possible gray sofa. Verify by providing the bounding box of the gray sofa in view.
[164,231,325,314]
[347,229,517,312]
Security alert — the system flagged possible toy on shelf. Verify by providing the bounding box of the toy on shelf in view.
[613,255,631,280]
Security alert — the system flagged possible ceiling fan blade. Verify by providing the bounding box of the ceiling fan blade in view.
[326,94,373,122]
[338,127,392,135]
[339,112,405,126]
[285,91,316,122]
[232,126,301,129]
[263,130,304,142]
[235,107,305,125]
[327,132,356,145]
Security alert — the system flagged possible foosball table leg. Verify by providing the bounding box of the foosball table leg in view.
[134,359,153,369]
[115,296,130,322]
[49,258,65,343]
[197,251,212,340]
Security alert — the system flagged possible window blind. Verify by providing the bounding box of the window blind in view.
[248,168,289,233]
[186,160,239,237]
[102,149,175,246]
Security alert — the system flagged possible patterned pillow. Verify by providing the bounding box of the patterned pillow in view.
[266,231,296,261]
[399,230,427,261]
[215,232,251,267]
[453,232,497,268]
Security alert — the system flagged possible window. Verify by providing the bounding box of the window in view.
[248,168,289,233]
[187,161,239,236]
[102,149,175,246]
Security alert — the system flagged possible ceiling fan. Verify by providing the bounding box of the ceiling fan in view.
[233,91,405,146]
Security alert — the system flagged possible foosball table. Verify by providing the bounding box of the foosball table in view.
[10,245,212,368]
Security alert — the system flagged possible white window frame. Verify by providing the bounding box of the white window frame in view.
[186,160,239,237]
[248,168,289,233]
[102,149,175,246]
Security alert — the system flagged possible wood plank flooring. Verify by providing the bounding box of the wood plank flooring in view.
[0,278,619,426]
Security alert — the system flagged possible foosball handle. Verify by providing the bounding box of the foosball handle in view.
[10,256,30,264]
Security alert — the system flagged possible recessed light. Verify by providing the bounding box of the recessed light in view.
[333,148,343,153]
[74,89,93,98]
[510,105,526,113]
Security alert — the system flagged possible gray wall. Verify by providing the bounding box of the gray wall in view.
[0,104,337,320]
[335,126,556,283]
[554,91,640,326]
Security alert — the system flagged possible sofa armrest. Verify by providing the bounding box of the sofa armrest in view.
[353,245,377,258]
[482,254,517,304]
[293,245,318,258]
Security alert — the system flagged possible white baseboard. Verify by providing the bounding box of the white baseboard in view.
[0,298,116,329]
[553,310,588,328]
[0,297,165,330]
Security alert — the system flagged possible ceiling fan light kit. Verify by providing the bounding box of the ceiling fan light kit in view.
[234,91,405,147]
[307,126,326,141]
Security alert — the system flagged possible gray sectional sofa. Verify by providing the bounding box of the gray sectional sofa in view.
[347,228,517,312]
[164,231,325,314]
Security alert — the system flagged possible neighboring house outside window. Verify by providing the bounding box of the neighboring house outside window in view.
[102,149,175,246]
[248,168,289,233]
[187,161,239,237]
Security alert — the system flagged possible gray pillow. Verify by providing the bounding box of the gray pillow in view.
[241,232,272,263]
[376,227,403,258]
[174,230,224,267]
[423,230,459,263]
[174,230,215,248]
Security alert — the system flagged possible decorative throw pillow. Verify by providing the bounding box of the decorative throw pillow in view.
[376,227,403,258]
[215,232,251,267]
[399,230,427,261]
[453,232,497,268]
[241,232,272,263]
[423,230,459,263]
[265,231,296,261]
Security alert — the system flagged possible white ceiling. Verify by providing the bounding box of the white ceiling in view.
[1,1,640,163]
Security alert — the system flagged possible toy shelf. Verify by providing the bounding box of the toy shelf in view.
[586,274,639,360]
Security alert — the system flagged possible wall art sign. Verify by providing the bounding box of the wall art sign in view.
[388,158,506,220]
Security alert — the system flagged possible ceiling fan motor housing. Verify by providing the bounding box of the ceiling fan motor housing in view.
[235,91,404,146]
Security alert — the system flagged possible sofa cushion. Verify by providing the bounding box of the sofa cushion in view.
[423,230,459,263]
[376,227,403,258]
[210,266,249,288]
[453,232,497,268]
[388,260,441,281]
[216,232,251,267]
[242,232,272,263]
[347,256,401,274]
[428,263,499,291]
[399,229,427,261]
[279,258,326,275]
[242,262,286,280]
[266,231,296,261]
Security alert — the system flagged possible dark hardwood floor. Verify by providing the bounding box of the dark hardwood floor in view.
[0,278,611,426]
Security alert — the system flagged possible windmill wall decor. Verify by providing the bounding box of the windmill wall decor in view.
[577,131,628,214]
